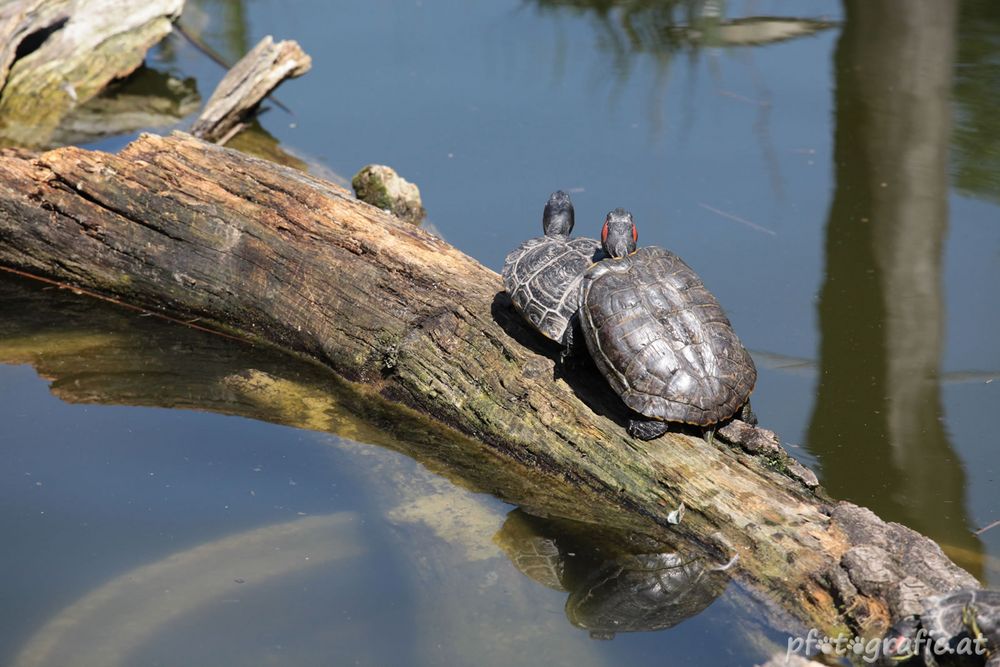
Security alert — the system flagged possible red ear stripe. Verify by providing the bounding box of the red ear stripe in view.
[601,222,609,244]
[631,225,638,243]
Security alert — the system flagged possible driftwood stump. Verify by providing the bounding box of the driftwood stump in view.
[0,132,979,639]
[191,36,311,144]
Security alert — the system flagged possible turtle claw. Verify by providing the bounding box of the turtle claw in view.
[703,428,716,446]
[628,419,669,440]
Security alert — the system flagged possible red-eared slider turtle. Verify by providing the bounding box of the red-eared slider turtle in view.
[579,209,756,441]
[882,589,999,666]
[502,191,602,346]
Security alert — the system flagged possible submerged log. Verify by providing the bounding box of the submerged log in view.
[0,132,978,638]
[191,36,311,144]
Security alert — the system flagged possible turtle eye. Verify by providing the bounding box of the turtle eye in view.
[601,222,609,244]
[631,224,638,244]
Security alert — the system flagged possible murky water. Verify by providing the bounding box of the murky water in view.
[2,0,999,665]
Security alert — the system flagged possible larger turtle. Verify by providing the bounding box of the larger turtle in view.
[578,209,756,441]
[882,589,999,666]
[502,191,602,346]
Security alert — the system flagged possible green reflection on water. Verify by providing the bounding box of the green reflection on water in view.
[808,0,983,578]
[953,0,1000,204]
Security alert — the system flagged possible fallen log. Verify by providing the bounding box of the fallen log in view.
[0,0,183,147]
[191,36,311,144]
[0,131,978,639]
[0,0,71,88]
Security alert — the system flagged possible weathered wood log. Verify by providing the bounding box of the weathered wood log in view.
[0,273,594,522]
[0,0,71,88]
[191,36,311,144]
[0,0,183,147]
[0,132,979,639]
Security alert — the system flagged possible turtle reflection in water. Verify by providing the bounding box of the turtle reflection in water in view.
[495,509,735,639]
[882,589,999,667]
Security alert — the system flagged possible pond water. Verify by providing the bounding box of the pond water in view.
[2,0,999,665]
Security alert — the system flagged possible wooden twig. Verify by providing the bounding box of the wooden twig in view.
[191,36,310,144]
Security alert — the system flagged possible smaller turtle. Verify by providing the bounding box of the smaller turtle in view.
[577,209,756,441]
[502,191,602,347]
[882,589,999,666]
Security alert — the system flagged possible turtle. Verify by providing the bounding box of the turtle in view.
[502,191,602,347]
[577,209,757,441]
[882,589,999,666]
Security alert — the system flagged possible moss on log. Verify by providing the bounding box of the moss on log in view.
[0,132,978,638]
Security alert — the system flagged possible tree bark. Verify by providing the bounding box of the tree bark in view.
[0,131,978,638]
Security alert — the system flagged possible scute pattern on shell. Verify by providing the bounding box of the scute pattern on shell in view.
[580,246,756,426]
[921,589,1000,648]
[502,235,602,342]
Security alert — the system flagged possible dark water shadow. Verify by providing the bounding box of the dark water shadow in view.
[490,289,637,430]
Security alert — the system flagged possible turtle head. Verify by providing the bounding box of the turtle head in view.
[601,208,637,258]
[881,616,923,664]
[542,190,575,236]
[962,601,996,645]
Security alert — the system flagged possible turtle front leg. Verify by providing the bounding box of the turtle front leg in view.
[559,313,584,365]
[739,401,758,426]
[628,419,670,440]
[559,321,575,365]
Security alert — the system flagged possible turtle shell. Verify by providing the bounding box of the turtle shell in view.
[564,552,727,635]
[579,246,756,426]
[920,589,1000,664]
[502,235,602,342]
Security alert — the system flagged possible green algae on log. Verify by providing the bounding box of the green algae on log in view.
[0,131,978,638]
